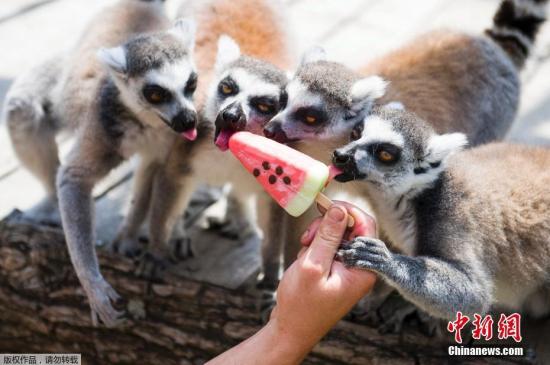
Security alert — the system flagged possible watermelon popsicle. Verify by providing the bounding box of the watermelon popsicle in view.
[228,132,354,227]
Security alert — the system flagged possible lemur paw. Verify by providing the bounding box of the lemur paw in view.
[337,237,393,272]
[168,219,194,260]
[20,198,61,226]
[85,278,125,328]
[258,288,277,324]
[136,251,170,280]
[112,235,144,258]
[170,236,194,261]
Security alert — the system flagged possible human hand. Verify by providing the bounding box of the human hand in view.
[269,203,377,359]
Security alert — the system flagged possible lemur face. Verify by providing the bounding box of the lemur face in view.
[332,108,467,195]
[206,36,288,151]
[264,47,387,144]
[98,19,200,140]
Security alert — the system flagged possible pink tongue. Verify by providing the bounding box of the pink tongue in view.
[181,128,198,141]
[215,129,234,151]
[328,165,344,185]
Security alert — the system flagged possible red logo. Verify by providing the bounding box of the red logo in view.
[497,313,522,343]
[447,312,522,343]
[447,311,470,343]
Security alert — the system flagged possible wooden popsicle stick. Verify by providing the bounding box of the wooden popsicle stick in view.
[315,192,355,227]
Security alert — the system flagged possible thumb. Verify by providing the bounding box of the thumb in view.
[305,204,348,276]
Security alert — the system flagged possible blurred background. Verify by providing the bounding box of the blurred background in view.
[0,0,549,216]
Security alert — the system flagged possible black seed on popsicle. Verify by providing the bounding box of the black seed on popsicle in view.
[269,175,277,184]
[275,166,283,175]
[262,161,270,170]
[253,168,260,177]
[283,176,291,185]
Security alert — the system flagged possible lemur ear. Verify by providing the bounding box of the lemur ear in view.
[299,46,327,67]
[97,46,127,75]
[348,76,388,114]
[170,18,196,51]
[384,101,405,111]
[426,133,468,163]
[215,35,241,71]
[351,76,388,102]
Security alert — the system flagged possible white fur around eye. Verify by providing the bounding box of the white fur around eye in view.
[361,116,404,147]
[215,35,241,71]
[285,80,323,108]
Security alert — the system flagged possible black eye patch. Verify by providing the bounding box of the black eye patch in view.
[184,72,198,96]
[218,76,239,97]
[367,142,401,165]
[250,96,279,115]
[294,106,327,126]
[143,84,172,104]
[350,123,364,141]
[279,89,288,109]
[414,167,428,175]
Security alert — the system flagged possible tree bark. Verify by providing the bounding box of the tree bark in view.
[0,217,523,365]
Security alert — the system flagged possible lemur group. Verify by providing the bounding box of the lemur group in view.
[3,0,550,330]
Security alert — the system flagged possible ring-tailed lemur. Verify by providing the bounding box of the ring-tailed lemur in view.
[5,0,199,327]
[332,106,550,320]
[114,0,292,286]
[266,0,548,153]
[263,0,548,329]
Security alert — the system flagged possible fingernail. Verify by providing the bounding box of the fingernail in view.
[301,229,309,241]
[328,206,345,222]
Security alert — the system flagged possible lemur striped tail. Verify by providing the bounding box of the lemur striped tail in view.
[486,0,548,68]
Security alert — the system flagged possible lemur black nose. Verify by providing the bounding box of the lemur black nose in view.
[222,109,240,125]
[264,122,289,143]
[333,150,351,165]
[171,110,197,133]
[219,102,246,131]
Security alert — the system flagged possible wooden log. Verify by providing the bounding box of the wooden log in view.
[0,217,527,365]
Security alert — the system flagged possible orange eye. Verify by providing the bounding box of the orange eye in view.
[150,92,162,102]
[378,150,394,163]
[143,85,170,104]
[257,104,270,112]
[305,115,317,124]
[221,84,233,95]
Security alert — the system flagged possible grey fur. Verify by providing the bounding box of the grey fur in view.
[4,0,198,327]
[228,56,288,87]
[335,109,550,319]
[296,60,360,108]
[125,33,190,77]
[122,38,290,291]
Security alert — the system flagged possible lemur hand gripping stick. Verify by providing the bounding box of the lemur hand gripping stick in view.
[229,131,354,227]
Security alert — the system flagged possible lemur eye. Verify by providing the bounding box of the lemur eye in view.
[369,143,401,165]
[218,77,239,97]
[143,84,171,104]
[295,107,326,126]
[257,104,270,113]
[251,97,277,115]
[305,115,317,124]
[221,84,233,94]
[378,150,395,163]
